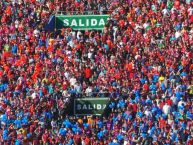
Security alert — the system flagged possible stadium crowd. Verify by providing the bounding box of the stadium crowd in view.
[0,0,193,144]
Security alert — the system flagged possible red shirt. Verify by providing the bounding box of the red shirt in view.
[42,133,49,143]
[132,103,138,113]
[74,134,81,144]
[84,137,91,145]
[187,138,193,145]
[85,68,92,79]
[166,99,173,106]
[159,119,166,129]
[143,84,149,91]
[190,15,193,23]
[160,102,165,109]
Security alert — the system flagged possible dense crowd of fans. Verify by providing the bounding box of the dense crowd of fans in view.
[0,0,193,144]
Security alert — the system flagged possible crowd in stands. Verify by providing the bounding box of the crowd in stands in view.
[0,0,193,144]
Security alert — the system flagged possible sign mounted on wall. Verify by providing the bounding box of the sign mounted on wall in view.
[74,98,110,115]
[55,15,109,30]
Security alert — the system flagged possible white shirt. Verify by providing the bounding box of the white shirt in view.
[124,140,129,145]
[17,77,23,84]
[178,100,186,107]
[77,31,82,40]
[64,72,70,80]
[81,140,85,145]
[145,110,152,117]
[188,7,193,15]
[162,9,169,15]
[67,40,74,48]
[171,7,176,14]
[51,120,57,127]
[85,87,92,96]
[69,77,77,86]
[74,84,82,93]
[171,95,178,105]
[33,29,40,37]
[143,23,149,29]
[163,104,171,115]
[88,52,92,59]
[31,92,37,99]
[62,90,70,97]
[175,31,181,39]
[186,0,192,4]
[15,20,19,28]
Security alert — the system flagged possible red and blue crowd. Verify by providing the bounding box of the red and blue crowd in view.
[0,0,193,145]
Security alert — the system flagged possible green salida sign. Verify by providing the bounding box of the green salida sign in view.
[55,15,109,30]
[74,98,110,115]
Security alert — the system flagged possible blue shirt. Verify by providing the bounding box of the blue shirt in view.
[59,128,67,136]
[140,78,146,85]
[149,126,156,136]
[152,75,159,83]
[109,142,119,145]
[97,131,104,139]
[134,90,141,98]
[175,91,183,100]
[83,123,89,129]
[27,133,32,138]
[112,81,117,87]
[39,90,43,97]
[45,112,53,120]
[117,100,125,108]
[171,133,177,142]
[22,117,28,125]
[140,124,148,133]
[109,102,115,109]
[97,121,103,128]
[63,119,71,128]
[48,85,54,94]
[186,111,193,119]
[123,113,129,120]
[0,84,8,92]
[67,139,74,145]
[72,127,78,134]
[175,23,182,31]
[12,45,18,54]
[137,112,143,118]
[1,114,8,123]
[181,72,187,77]
[15,139,22,145]
[161,83,166,91]
[117,133,124,141]
[150,84,157,92]
[146,99,152,105]
[14,119,22,129]
[112,116,118,124]
[3,129,9,141]
[38,39,44,47]
[104,44,109,51]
